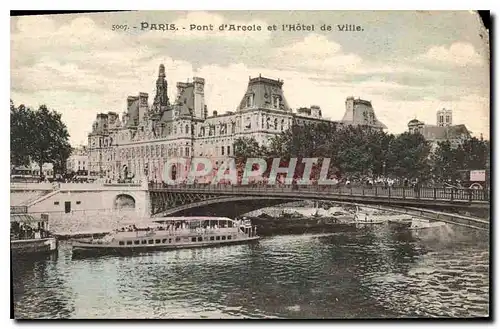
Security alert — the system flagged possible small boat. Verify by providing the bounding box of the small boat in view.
[71,216,259,258]
[353,207,388,228]
[387,218,413,231]
[408,218,447,231]
[11,210,58,258]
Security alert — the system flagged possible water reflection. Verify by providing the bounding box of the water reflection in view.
[12,226,489,319]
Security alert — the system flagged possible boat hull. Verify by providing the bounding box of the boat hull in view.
[72,236,260,259]
[11,238,58,259]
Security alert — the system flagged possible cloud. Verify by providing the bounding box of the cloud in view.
[10,13,490,145]
[271,34,362,73]
[418,42,485,67]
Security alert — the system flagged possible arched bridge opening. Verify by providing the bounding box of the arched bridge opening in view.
[114,194,136,210]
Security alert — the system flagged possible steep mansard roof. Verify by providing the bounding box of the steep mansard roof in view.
[236,76,291,112]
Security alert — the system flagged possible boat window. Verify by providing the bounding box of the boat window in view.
[168,238,172,243]
[119,241,125,245]
[175,237,181,242]
[228,221,233,228]
[155,239,161,244]
[227,236,232,240]
[134,240,140,245]
[141,240,147,244]
[197,236,202,242]
[222,236,226,240]
[216,236,220,241]
[162,239,167,243]
[210,236,214,241]
[148,239,154,244]
[191,237,197,242]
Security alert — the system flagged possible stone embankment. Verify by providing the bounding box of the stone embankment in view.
[45,209,142,239]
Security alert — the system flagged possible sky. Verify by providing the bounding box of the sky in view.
[10,11,490,146]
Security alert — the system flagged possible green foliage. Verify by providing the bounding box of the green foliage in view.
[388,132,431,180]
[10,101,72,177]
[432,137,489,182]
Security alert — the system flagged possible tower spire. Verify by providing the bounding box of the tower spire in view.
[159,64,165,78]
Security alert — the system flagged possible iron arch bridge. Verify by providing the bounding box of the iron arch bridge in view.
[148,184,490,231]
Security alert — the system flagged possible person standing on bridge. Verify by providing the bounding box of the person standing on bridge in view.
[414,179,421,198]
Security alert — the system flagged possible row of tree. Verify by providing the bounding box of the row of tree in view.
[11,100,72,177]
[233,123,489,184]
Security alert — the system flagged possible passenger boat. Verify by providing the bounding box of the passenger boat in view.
[71,216,259,257]
[11,209,58,258]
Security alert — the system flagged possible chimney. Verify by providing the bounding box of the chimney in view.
[213,110,218,117]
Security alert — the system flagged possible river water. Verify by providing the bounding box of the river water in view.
[12,225,490,319]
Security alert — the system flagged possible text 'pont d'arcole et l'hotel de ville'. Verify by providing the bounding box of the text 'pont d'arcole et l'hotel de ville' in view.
[86,64,388,182]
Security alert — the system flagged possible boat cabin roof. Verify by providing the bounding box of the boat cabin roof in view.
[118,216,235,227]
[10,214,48,223]
[153,216,234,223]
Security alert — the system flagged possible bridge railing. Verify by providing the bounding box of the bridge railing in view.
[148,183,489,202]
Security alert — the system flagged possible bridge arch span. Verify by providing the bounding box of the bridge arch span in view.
[152,195,488,230]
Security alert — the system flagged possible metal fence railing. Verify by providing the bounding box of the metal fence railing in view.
[148,183,490,202]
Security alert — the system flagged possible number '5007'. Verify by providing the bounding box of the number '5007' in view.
[112,25,128,31]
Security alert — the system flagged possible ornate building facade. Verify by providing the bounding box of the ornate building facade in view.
[88,64,386,181]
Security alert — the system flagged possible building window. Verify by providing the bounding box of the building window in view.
[54,201,59,205]
[141,240,147,245]
[192,237,197,242]
[216,236,220,241]
[155,239,161,244]
[222,236,226,240]
[210,236,214,241]
[134,240,140,245]
[221,146,225,155]
[126,241,132,245]
[185,125,189,134]
[227,236,232,240]
[227,146,230,155]
[162,239,167,243]
[119,241,125,246]
[76,201,81,205]
[175,237,181,242]
[198,237,203,242]
[185,147,190,157]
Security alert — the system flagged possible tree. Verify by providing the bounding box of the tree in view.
[10,100,35,169]
[389,132,431,180]
[457,137,490,171]
[233,137,265,159]
[31,105,72,178]
[10,102,72,178]
[431,137,490,183]
[431,140,462,182]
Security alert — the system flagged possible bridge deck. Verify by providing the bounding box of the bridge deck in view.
[149,184,490,204]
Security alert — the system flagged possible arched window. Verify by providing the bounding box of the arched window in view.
[281,119,285,131]
[185,124,189,134]
[274,118,278,130]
